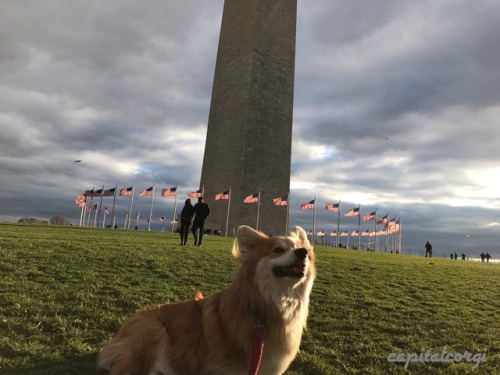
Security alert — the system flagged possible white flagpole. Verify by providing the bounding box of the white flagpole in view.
[147,185,155,231]
[111,184,118,228]
[97,185,104,227]
[358,204,361,250]
[286,191,290,236]
[79,198,85,226]
[124,212,128,229]
[86,203,92,226]
[312,196,317,245]
[337,200,341,247]
[93,204,98,227]
[102,209,107,228]
[225,187,231,237]
[384,211,389,252]
[256,189,261,231]
[398,219,402,254]
[171,186,179,232]
[127,185,135,230]
[136,211,140,230]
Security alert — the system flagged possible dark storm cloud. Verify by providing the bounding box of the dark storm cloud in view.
[1,1,500,257]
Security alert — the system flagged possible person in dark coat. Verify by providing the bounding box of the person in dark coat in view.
[179,199,195,246]
[425,241,433,257]
[191,197,211,246]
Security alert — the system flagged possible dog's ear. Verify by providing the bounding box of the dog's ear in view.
[289,226,311,248]
[232,225,260,261]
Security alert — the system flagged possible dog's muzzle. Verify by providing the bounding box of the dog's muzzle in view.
[272,248,308,278]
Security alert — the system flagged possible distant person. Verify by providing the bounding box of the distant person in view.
[179,199,195,246]
[425,241,433,257]
[450,253,454,260]
[480,252,485,263]
[454,252,458,260]
[485,253,492,264]
[191,197,211,246]
[461,253,466,261]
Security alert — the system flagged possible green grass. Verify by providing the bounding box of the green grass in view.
[0,223,498,374]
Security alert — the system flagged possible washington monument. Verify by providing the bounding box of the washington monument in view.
[200,0,297,236]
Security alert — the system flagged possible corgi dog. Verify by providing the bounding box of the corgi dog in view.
[97,225,316,375]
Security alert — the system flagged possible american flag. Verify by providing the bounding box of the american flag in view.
[340,231,349,237]
[361,230,370,236]
[273,196,288,206]
[317,230,325,237]
[363,211,376,221]
[85,189,103,197]
[215,190,230,200]
[325,202,339,211]
[300,199,315,210]
[104,207,110,215]
[74,194,86,207]
[344,207,360,217]
[161,187,177,197]
[351,230,359,236]
[102,187,116,197]
[120,187,133,196]
[157,217,165,222]
[139,187,154,197]
[376,215,388,225]
[330,231,337,237]
[244,193,259,204]
[188,189,203,198]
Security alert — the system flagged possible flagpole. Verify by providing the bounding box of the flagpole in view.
[93,204,98,227]
[256,189,261,231]
[147,185,155,231]
[374,209,378,251]
[79,197,85,226]
[225,187,231,237]
[86,203,92,226]
[111,184,118,229]
[358,204,361,250]
[337,200,341,247]
[312,196,316,245]
[102,209,107,228]
[136,212,140,230]
[127,185,135,230]
[385,211,389,252]
[398,219,402,254]
[124,212,128,229]
[285,191,290,236]
[97,185,104,227]
[171,186,178,232]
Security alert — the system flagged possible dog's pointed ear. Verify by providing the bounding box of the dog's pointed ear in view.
[232,225,260,261]
[289,226,311,248]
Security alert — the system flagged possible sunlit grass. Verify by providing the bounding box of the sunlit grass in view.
[0,223,498,374]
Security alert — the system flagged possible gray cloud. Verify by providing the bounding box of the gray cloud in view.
[1,0,500,257]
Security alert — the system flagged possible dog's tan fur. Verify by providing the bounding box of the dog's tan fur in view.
[97,225,315,375]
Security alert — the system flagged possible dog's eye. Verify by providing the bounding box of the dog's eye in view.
[273,247,285,254]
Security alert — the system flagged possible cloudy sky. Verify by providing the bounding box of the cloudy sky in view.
[1,0,500,257]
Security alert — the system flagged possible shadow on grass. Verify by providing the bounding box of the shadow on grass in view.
[2,353,98,375]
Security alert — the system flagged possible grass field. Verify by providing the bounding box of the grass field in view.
[0,223,498,374]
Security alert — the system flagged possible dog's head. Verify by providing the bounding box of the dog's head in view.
[232,226,316,295]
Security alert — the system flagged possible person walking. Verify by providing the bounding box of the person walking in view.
[191,197,211,246]
[179,199,195,246]
[425,241,433,257]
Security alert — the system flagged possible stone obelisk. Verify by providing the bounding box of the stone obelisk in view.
[200,0,296,236]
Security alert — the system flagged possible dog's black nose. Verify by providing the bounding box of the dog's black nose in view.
[294,248,308,260]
